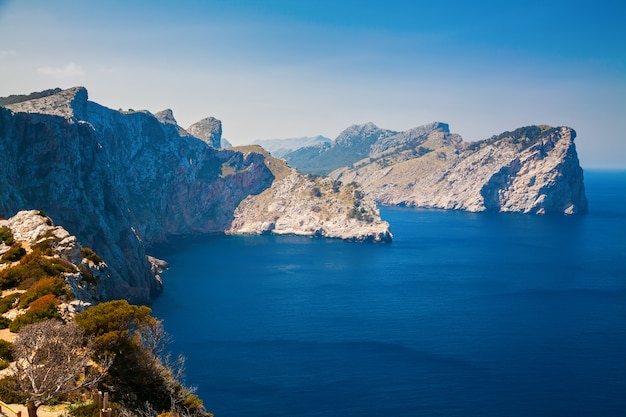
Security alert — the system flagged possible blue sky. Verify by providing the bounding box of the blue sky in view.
[0,0,624,168]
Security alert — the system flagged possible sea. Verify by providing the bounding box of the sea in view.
[151,170,626,417]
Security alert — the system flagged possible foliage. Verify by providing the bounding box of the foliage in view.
[9,294,62,332]
[0,292,19,314]
[19,276,71,308]
[75,300,208,416]
[80,247,103,265]
[0,316,11,329]
[0,339,13,361]
[66,401,99,417]
[1,243,26,263]
[0,226,15,246]
[75,299,153,354]
[13,320,110,416]
[310,187,322,198]
[0,375,27,403]
[0,248,76,290]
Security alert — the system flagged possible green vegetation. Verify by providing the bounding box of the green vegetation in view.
[75,300,210,416]
[19,276,70,308]
[1,243,26,263]
[0,226,15,246]
[0,248,76,290]
[9,294,62,332]
[80,247,103,265]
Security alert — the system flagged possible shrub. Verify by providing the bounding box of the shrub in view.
[0,316,11,329]
[0,339,13,361]
[0,227,15,246]
[67,402,99,417]
[0,250,76,290]
[0,293,20,314]
[1,243,27,263]
[9,294,62,332]
[0,375,27,403]
[80,247,103,265]
[19,276,70,307]
[310,187,322,198]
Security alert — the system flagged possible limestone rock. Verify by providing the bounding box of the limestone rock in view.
[187,117,223,147]
[228,169,392,242]
[0,210,108,304]
[0,87,274,303]
[329,124,587,215]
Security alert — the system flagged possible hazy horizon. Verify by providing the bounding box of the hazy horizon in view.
[0,0,624,169]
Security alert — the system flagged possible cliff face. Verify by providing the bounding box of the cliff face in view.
[0,87,275,303]
[329,124,588,214]
[0,87,393,303]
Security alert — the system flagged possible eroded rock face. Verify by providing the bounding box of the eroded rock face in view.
[187,117,223,148]
[0,88,275,303]
[0,87,394,303]
[0,210,108,305]
[330,124,587,215]
[228,170,392,242]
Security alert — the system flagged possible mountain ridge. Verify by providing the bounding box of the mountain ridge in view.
[0,87,393,303]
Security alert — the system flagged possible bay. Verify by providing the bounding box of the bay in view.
[152,170,626,417]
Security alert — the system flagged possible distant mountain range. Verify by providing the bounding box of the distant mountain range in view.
[252,135,331,158]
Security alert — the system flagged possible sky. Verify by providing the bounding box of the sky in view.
[0,0,625,169]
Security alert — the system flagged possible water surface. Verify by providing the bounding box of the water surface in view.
[152,170,626,417]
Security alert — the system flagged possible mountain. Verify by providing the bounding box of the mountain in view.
[283,123,399,175]
[0,87,391,303]
[328,123,588,215]
[252,135,331,158]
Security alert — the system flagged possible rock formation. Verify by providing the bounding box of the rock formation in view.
[0,87,393,303]
[0,87,275,303]
[227,147,392,242]
[328,123,587,214]
[1,210,108,307]
[187,117,223,147]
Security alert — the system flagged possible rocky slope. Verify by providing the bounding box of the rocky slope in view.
[0,87,393,302]
[227,147,392,242]
[1,210,107,309]
[329,124,588,214]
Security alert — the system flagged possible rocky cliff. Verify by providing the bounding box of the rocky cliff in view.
[0,87,276,303]
[227,147,392,242]
[0,87,393,303]
[1,210,108,309]
[329,124,588,214]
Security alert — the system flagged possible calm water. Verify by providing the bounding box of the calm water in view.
[152,170,626,417]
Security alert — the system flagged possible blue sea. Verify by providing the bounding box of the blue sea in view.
[152,170,626,417]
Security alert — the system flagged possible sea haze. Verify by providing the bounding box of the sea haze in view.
[152,170,626,417]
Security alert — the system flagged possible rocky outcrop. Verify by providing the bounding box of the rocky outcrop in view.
[228,159,392,242]
[0,87,275,303]
[0,210,108,306]
[0,87,394,303]
[187,117,223,147]
[329,124,587,215]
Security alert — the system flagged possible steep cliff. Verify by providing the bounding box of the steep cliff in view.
[329,124,588,214]
[0,87,275,303]
[0,87,393,303]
